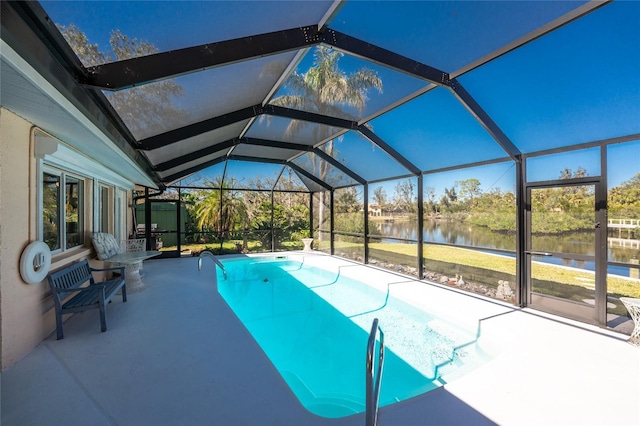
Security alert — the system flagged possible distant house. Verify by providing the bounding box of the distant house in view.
[368,204,382,217]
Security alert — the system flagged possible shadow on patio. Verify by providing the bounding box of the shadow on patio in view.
[2,256,638,426]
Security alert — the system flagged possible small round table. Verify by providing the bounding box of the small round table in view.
[620,297,640,346]
[108,250,161,293]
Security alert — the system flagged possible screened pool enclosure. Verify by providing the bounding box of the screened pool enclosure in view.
[2,0,638,331]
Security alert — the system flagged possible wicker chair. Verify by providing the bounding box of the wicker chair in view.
[121,238,146,253]
[120,238,147,277]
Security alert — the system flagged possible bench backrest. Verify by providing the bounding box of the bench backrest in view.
[90,232,121,260]
[48,259,95,292]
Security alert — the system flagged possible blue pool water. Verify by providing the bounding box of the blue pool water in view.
[216,256,489,418]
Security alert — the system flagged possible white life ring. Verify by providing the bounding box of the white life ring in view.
[20,241,52,284]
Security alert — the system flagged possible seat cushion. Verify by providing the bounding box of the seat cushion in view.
[91,233,120,260]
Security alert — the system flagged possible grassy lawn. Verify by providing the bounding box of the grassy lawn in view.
[369,243,640,299]
[160,240,304,255]
[322,241,639,298]
[162,240,640,299]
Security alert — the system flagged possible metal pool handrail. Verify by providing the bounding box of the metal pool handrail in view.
[197,251,227,280]
[366,318,384,426]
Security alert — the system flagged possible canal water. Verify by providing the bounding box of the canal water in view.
[375,220,639,277]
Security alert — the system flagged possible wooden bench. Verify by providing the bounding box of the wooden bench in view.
[47,259,127,340]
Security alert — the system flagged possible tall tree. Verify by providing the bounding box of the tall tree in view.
[192,179,247,239]
[458,178,482,208]
[392,180,415,213]
[445,186,458,203]
[335,187,360,213]
[559,167,588,180]
[271,46,383,140]
[424,186,438,215]
[372,186,387,209]
[57,24,186,139]
[245,173,311,238]
[270,46,383,238]
[608,172,640,219]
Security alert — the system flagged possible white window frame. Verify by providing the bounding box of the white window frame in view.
[95,182,114,234]
[34,131,136,254]
[115,188,128,243]
[94,182,128,242]
[39,165,88,254]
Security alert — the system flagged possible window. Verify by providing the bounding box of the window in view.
[42,172,61,251]
[97,183,113,233]
[41,168,85,252]
[65,175,83,249]
[115,188,128,242]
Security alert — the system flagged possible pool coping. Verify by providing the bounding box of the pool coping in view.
[2,253,638,426]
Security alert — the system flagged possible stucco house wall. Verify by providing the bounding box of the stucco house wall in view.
[0,107,48,370]
[0,108,103,370]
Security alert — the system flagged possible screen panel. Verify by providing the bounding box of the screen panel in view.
[458,2,640,153]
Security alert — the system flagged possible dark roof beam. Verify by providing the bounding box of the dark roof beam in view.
[2,1,160,186]
[243,138,314,152]
[271,166,287,192]
[161,156,227,184]
[448,79,522,162]
[321,29,449,86]
[265,105,359,129]
[312,148,366,185]
[138,104,261,150]
[450,1,610,79]
[153,138,240,171]
[227,155,332,191]
[156,137,315,174]
[287,163,333,191]
[357,126,422,176]
[138,104,357,151]
[82,26,323,90]
[226,155,286,165]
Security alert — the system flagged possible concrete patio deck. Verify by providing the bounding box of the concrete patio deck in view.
[2,255,639,426]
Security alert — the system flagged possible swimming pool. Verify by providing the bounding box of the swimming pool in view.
[213,254,495,418]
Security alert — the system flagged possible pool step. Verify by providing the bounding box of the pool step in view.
[296,271,482,382]
[350,312,480,381]
[306,396,364,417]
[281,370,364,417]
[281,370,316,405]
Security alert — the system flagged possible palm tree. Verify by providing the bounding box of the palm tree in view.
[193,179,248,242]
[271,46,383,136]
[193,186,224,238]
[270,46,383,238]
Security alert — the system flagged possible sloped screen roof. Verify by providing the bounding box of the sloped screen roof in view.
[10,0,640,190]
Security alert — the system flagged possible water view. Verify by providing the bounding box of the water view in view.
[374,219,639,277]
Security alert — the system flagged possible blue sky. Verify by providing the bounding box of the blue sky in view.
[41,1,333,54]
[40,1,639,194]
